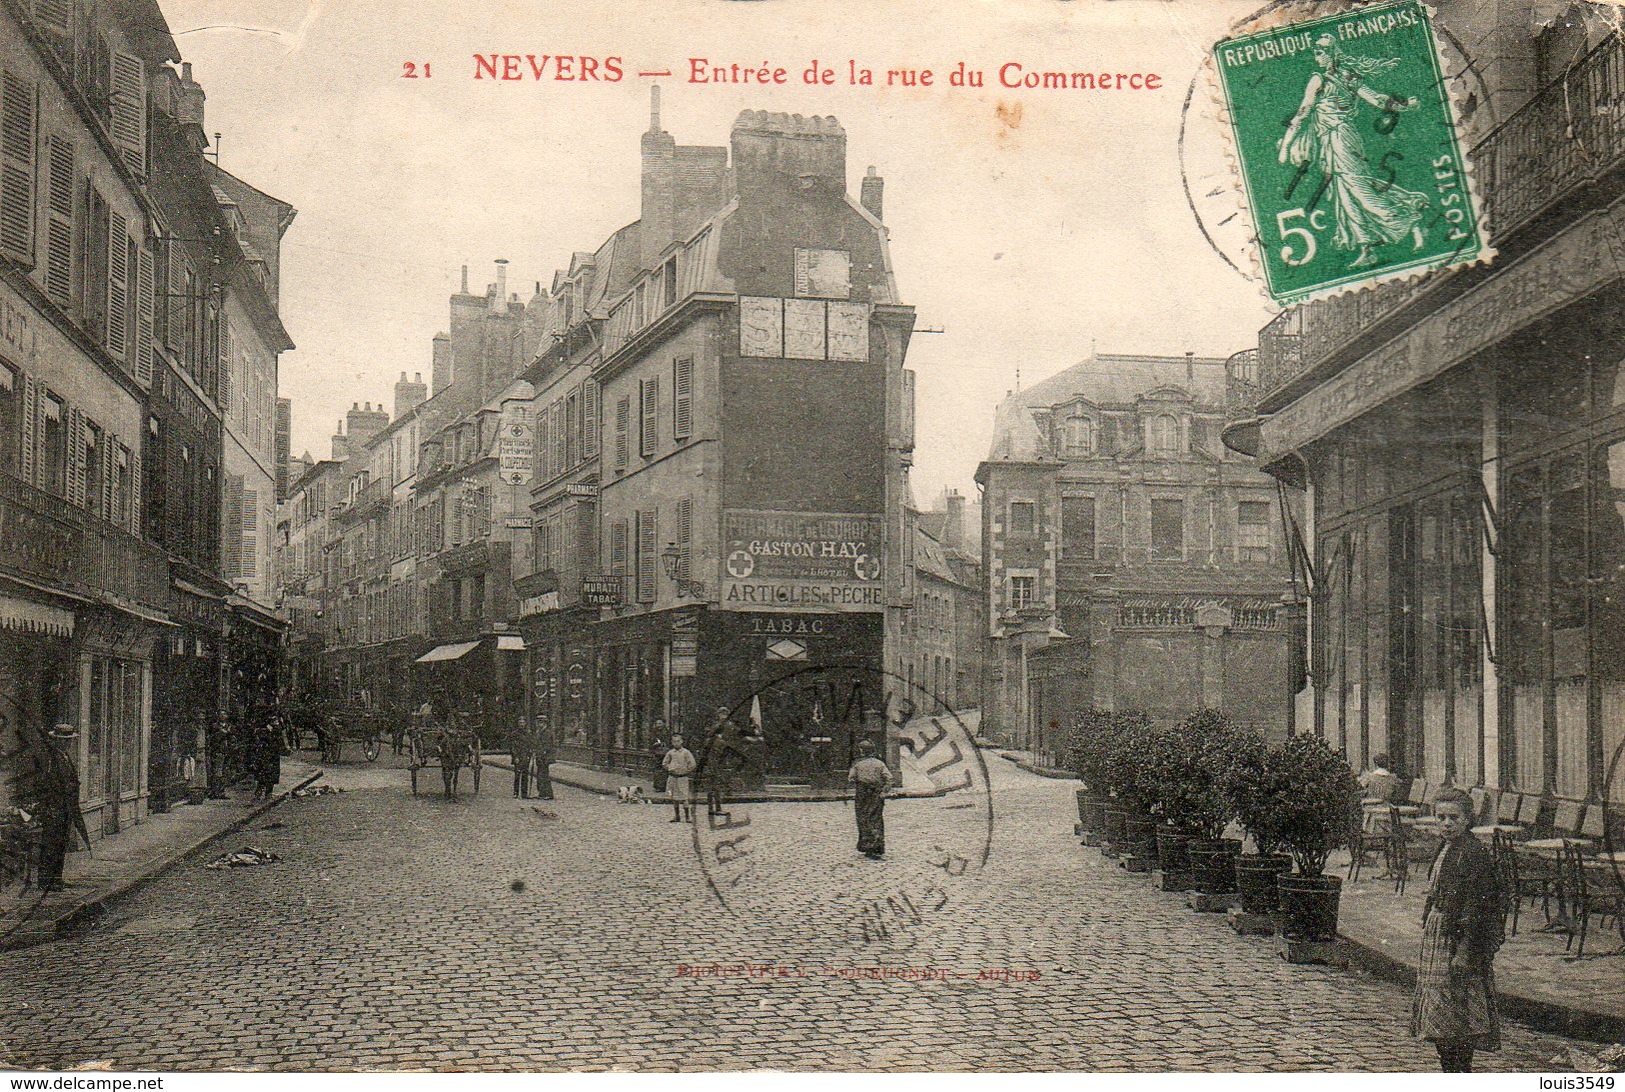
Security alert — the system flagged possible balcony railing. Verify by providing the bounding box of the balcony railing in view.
[1270,32,1625,395]
[0,473,169,611]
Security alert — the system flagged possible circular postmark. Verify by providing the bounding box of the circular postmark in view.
[1179,1,1497,287]
[688,665,994,953]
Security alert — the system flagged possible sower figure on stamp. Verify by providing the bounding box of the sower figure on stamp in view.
[1411,787,1507,1072]
[847,739,893,860]
[1278,34,1426,269]
[36,724,90,891]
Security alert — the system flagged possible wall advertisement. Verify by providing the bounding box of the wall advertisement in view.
[720,509,884,613]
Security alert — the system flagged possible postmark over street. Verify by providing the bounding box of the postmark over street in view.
[1212,0,1492,304]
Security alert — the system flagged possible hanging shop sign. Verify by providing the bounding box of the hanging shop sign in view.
[497,409,534,486]
[581,575,624,606]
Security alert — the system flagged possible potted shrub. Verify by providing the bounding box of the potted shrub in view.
[1220,728,1293,917]
[1171,712,1251,899]
[1265,736,1362,941]
[1068,711,1114,841]
[1100,712,1160,866]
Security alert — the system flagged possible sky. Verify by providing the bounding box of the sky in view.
[166,0,1279,504]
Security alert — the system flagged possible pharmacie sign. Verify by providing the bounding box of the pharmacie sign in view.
[498,408,534,485]
[721,509,883,613]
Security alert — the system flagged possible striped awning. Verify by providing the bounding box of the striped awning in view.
[415,640,480,663]
[0,595,74,638]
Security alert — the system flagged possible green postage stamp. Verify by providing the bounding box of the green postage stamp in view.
[1212,1,1491,305]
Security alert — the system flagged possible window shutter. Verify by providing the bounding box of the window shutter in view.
[136,247,154,387]
[614,395,630,468]
[241,487,258,578]
[583,379,600,459]
[32,0,74,38]
[640,377,658,456]
[105,210,128,359]
[551,400,564,478]
[225,474,245,579]
[0,72,38,263]
[99,429,114,522]
[218,318,232,410]
[19,376,37,486]
[128,445,141,534]
[673,356,692,439]
[109,52,145,177]
[43,136,73,304]
[165,243,184,349]
[636,509,656,603]
[676,496,692,581]
[610,519,627,576]
[65,407,84,507]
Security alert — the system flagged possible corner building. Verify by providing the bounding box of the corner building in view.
[521,105,915,785]
[1229,2,1625,811]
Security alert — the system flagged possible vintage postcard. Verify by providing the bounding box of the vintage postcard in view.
[1,0,1623,1078]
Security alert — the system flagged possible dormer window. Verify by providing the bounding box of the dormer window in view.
[1063,413,1094,456]
[1150,414,1180,455]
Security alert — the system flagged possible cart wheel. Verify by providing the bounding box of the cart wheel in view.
[363,738,381,763]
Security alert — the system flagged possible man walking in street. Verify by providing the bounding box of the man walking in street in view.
[702,706,747,818]
[847,739,893,860]
[37,724,90,891]
[511,718,537,799]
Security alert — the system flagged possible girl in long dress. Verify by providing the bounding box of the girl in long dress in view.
[1411,787,1506,1072]
[847,739,893,859]
[1277,34,1429,269]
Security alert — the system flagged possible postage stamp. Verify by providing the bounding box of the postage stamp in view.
[1212,0,1492,305]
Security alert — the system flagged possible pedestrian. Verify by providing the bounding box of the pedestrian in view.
[511,719,537,799]
[662,734,697,823]
[207,716,232,798]
[847,739,893,859]
[1411,786,1506,1072]
[249,717,282,801]
[649,720,669,795]
[702,706,744,817]
[1359,752,1401,805]
[36,724,90,891]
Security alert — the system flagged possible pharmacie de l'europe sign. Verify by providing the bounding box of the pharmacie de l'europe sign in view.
[721,509,884,613]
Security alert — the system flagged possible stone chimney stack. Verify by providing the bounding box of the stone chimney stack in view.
[491,259,508,315]
[346,401,389,449]
[1186,350,1195,386]
[944,489,966,550]
[395,371,428,418]
[732,111,847,197]
[861,165,884,220]
[431,333,452,394]
[331,420,349,461]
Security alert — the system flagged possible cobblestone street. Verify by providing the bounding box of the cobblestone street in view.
[0,753,1590,1072]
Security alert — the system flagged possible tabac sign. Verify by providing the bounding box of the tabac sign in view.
[721,509,884,613]
[498,407,534,486]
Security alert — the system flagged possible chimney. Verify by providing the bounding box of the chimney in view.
[491,259,508,315]
[431,333,451,394]
[944,489,966,550]
[641,87,677,268]
[176,62,206,129]
[331,419,349,461]
[731,111,846,197]
[460,264,470,295]
[395,371,427,418]
[861,165,884,220]
[347,401,389,448]
[1186,350,1195,386]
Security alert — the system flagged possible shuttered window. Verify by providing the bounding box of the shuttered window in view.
[639,377,658,457]
[19,376,38,486]
[43,135,74,304]
[40,391,65,496]
[165,240,185,350]
[614,395,630,469]
[109,52,145,177]
[673,356,693,439]
[0,72,38,264]
[565,389,580,470]
[610,519,628,576]
[105,211,129,360]
[135,247,154,387]
[66,408,85,506]
[676,496,692,582]
[636,509,656,603]
[582,379,600,459]
[32,0,74,39]
[225,474,245,578]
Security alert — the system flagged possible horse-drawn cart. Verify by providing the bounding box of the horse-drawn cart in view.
[408,714,482,797]
[313,705,391,764]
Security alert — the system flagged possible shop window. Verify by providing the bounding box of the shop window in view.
[1237,499,1271,562]
[1550,454,1588,679]
[1150,498,1184,560]
[1061,495,1095,559]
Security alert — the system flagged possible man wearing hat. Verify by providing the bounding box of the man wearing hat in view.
[38,724,90,891]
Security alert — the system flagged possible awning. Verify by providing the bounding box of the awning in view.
[415,640,481,663]
[495,635,525,652]
[0,595,75,638]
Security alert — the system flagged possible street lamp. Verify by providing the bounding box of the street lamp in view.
[660,541,706,598]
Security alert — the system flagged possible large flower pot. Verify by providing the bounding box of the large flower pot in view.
[1123,815,1158,860]
[1155,830,1193,874]
[1101,804,1129,850]
[1276,873,1343,942]
[1075,790,1106,832]
[1187,839,1242,894]
[1234,854,1292,914]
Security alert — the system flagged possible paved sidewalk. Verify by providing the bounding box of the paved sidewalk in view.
[0,760,322,951]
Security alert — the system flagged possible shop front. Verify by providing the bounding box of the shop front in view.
[150,576,226,811]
